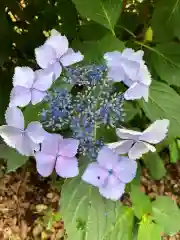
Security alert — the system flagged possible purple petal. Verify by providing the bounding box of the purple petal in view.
[139,119,169,144]
[82,163,109,188]
[13,66,35,88]
[26,122,46,144]
[31,89,47,105]
[128,142,155,160]
[60,48,84,67]
[124,82,149,102]
[55,156,79,178]
[113,156,137,183]
[35,152,55,177]
[9,86,31,107]
[45,32,69,58]
[5,107,24,129]
[35,44,56,69]
[33,70,53,91]
[58,138,79,157]
[41,133,62,156]
[97,146,119,170]
[99,177,125,200]
[107,140,134,154]
[0,125,22,149]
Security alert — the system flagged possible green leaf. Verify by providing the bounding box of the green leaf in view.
[169,140,179,163]
[123,102,140,122]
[72,0,122,32]
[60,177,134,240]
[0,144,28,172]
[151,43,180,86]
[143,152,166,180]
[152,196,180,235]
[130,185,152,219]
[152,0,180,41]
[138,218,161,240]
[74,33,125,63]
[140,80,180,138]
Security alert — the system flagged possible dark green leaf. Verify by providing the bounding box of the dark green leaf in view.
[72,0,123,32]
[140,80,180,138]
[152,196,180,235]
[130,185,152,219]
[169,140,179,163]
[123,102,140,122]
[143,152,166,180]
[0,144,28,172]
[151,43,180,86]
[60,176,134,240]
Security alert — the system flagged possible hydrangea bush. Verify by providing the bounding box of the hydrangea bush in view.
[1,0,180,238]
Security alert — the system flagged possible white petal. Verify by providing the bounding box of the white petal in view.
[104,51,122,66]
[107,66,125,82]
[33,69,53,91]
[140,119,169,144]
[51,29,60,36]
[16,134,36,156]
[128,142,156,160]
[116,128,141,140]
[124,82,149,102]
[5,107,24,129]
[31,89,47,105]
[13,66,35,88]
[0,125,23,148]
[45,32,69,58]
[26,122,46,144]
[107,140,134,154]
[46,62,62,80]
[60,48,84,66]
[9,86,31,107]
[35,44,57,69]
[137,63,152,86]
[122,48,144,62]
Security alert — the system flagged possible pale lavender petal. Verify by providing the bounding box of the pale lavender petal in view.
[107,66,125,82]
[9,86,31,107]
[107,140,134,154]
[5,107,24,129]
[104,51,122,66]
[15,134,35,156]
[47,62,62,80]
[137,63,152,86]
[121,59,140,81]
[45,33,69,58]
[122,48,144,62]
[35,152,55,177]
[140,119,169,144]
[55,156,79,178]
[58,138,79,157]
[41,133,62,156]
[82,163,109,188]
[99,176,125,200]
[13,66,35,88]
[26,122,46,144]
[33,69,53,91]
[123,76,134,87]
[113,156,137,183]
[128,142,155,160]
[35,44,56,69]
[116,128,141,140]
[31,89,47,105]
[124,82,149,102]
[0,125,22,149]
[60,49,84,66]
[97,146,120,170]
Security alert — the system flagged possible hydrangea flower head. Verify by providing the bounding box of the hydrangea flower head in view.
[104,48,151,101]
[35,133,79,178]
[10,67,53,107]
[0,107,46,156]
[82,146,137,200]
[107,119,169,160]
[35,29,84,80]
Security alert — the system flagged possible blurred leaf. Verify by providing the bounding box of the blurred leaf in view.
[144,27,153,42]
[130,185,152,219]
[152,196,180,235]
[152,0,180,41]
[60,176,134,240]
[124,102,140,122]
[0,144,28,172]
[169,140,179,163]
[151,43,180,86]
[138,218,161,240]
[143,152,166,180]
[140,80,180,138]
[72,0,123,32]
[74,33,124,63]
